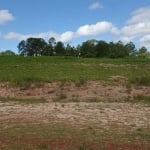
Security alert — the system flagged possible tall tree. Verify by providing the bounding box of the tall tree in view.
[96,40,109,57]
[48,37,57,55]
[108,41,129,58]
[18,38,47,56]
[138,46,148,57]
[48,37,56,47]
[80,39,97,57]
[18,40,27,56]
[65,44,75,56]
[125,42,137,56]
[55,41,65,56]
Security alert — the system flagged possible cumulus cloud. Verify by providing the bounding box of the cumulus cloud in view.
[4,32,28,40]
[4,31,57,41]
[2,6,150,49]
[120,7,150,48]
[88,2,103,10]
[3,31,73,43]
[76,21,114,37]
[0,10,15,25]
[127,7,150,24]
[140,35,150,48]
[122,22,150,37]
[4,21,118,43]
[59,31,74,43]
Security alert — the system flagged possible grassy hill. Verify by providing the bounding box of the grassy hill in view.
[0,56,150,150]
[0,56,150,86]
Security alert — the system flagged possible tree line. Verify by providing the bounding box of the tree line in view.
[1,37,149,58]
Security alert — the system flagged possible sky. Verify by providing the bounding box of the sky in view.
[0,0,150,53]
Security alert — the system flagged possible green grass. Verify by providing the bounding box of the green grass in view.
[0,123,149,150]
[133,95,150,104]
[0,56,150,86]
[0,97,47,104]
[0,56,150,150]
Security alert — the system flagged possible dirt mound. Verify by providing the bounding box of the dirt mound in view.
[0,81,150,102]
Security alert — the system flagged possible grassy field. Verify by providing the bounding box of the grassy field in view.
[0,56,150,150]
[0,56,150,85]
[0,123,149,150]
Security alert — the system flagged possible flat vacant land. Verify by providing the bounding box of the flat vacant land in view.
[0,56,150,149]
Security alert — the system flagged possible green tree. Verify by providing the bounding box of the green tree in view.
[41,45,53,56]
[138,46,148,57]
[65,44,75,56]
[96,40,109,57]
[55,41,65,56]
[80,39,97,57]
[125,42,137,56]
[0,50,16,56]
[18,37,48,56]
[48,37,57,55]
[48,37,56,47]
[108,41,128,58]
[18,40,27,56]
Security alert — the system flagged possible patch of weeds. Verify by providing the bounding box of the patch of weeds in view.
[131,75,150,86]
[48,90,55,94]
[53,92,67,102]
[72,98,80,102]
[0,97,47,104]
[72,95,80,102]
[110,75,127,84]
[78,144,91,150]
[61,103,65,107]
[59,92,67,99]
[59,81,66,87]
[85,97,100,102]
[15,82,44,90]
[133,95,150,104]
[136,128,143,132]
[93,90,97,94]
[125,83,132,94]
[75,78,87,87]
[37,144,49,150]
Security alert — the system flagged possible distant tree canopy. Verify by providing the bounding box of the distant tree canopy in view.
[18,38,47,56]
[0,50,16,56]
[17,37,149,58]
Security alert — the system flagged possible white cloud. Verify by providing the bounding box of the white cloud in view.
[4,21,118,43]
[120,7,150,48]
[140,35,150,48]
[76,21,113,37]
[119,36,134,43]
[4,32,28,40]
[0,10,15,25]
[2,6,150,49]
[127,7,150,24]
[59,31,74,43]
[88,2,103,10]
[4,32,53,41]
[111,27,120,35]
[4,31,73,43]
[122,22,150,37]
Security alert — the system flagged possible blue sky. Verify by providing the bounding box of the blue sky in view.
[0,0,150,53]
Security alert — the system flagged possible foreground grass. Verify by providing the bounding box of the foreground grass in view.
[0,123,149,150]
[0,56,150,86]
[0,97,47,104]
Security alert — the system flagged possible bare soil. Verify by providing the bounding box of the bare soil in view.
[0,81,150,149]
[0,81,150,101]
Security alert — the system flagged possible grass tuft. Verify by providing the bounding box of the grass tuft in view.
[133,95,150,104]
[0,97,47,104]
